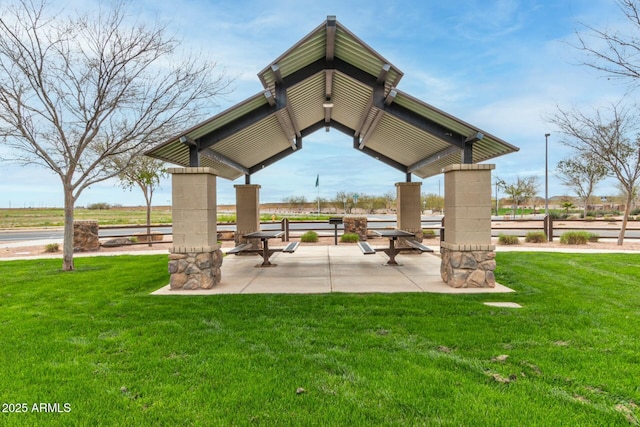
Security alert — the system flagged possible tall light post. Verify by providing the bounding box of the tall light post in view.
[545,133,550,216]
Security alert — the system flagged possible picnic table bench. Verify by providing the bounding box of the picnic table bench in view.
[404,239,433,253]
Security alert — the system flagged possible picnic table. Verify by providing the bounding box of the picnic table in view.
[357,229,433,266]
[244,230,284,267]
[372,229,415,265]
[228,230,299,267]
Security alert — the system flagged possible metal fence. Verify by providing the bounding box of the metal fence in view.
[98,216,640,246]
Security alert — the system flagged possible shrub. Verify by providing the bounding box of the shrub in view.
[560,231,591,245]
[498,234,519,245]
[300,231,318,243]
[588,233,600,242]
[44,243,59,253]
[422,229,436,239]
[525,231,547,243]
[340,233,360,243]
[87,202,111,210]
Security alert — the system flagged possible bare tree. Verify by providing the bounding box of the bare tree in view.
[111,155,168,246]
[0,0,231,270]
[575,0,640,88]
[497,176,539,218]
[549,103,640,244]
[556,152,607,217]
[521,176,540,214]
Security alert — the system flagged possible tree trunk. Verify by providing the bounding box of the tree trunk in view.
[617,191,633,245]
[143,186,153,247]
[146,199,152,247]
[62,187,75,271]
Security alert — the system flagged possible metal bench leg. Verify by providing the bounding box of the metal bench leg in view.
[258,239,276,267]
[385,238,400,266]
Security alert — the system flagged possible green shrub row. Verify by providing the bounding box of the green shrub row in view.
[300,231,318,243]
[422,229,437,239]
[87,202,111,210]
[498,234,519,245]
[340,233,360,243]
[525,231,547,243]
[560,231,599,245]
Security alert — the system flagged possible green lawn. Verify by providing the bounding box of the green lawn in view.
[0,253,638,426]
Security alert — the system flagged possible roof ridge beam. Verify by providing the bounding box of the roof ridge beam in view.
[326,16,336,61]
[281,57,377,90]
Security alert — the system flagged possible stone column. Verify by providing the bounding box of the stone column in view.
[343,216,368,241]
[167,167,223,290]
[234,184,261,246]
[440,164,496,288]
[73,220,100,252]
[396,182,423,242]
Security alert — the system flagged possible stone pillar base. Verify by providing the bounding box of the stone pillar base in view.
[440,243,496,288]
[168,246,223,290]
[74,220,100,252]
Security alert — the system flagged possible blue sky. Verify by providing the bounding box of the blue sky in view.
[0,0,633,208]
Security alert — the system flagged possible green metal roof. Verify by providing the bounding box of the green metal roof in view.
[146,16,518,181]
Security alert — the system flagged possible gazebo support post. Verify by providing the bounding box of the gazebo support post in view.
[440,164,496,288]
[234,184,261,249]
[396,182,423,244]
[167,167,223,290]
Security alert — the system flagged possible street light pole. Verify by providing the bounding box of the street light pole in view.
[545,133,550,216]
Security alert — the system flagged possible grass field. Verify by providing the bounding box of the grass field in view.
[0,253,638,425]
[0,207,174,228]
[0,207,335,228]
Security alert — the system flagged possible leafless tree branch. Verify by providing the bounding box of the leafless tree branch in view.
[0,0,233,269]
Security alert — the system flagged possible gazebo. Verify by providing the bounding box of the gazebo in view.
[146,16,519,290]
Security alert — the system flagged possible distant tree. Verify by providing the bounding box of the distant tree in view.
[521,176,540,214]
[555,153,607,217]
[382,191,396,211]
[283,196,307,211]
[111,156,168,246]
[422,193,444,213]
[357,194,387,214]
[549,103,640,244]
[0,0,231,270]
[497,176,539,218]
[561,201,575,215]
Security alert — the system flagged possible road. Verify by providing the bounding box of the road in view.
[3,216,639,242]
[0,216,444,242]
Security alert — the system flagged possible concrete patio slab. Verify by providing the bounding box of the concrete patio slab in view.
[152,245,515,295]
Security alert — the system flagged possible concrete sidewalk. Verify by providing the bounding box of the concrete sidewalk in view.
[152,245,515,295]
